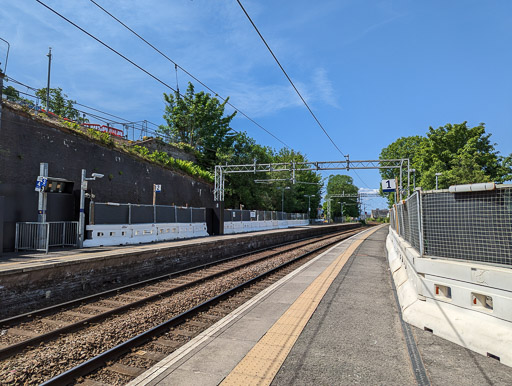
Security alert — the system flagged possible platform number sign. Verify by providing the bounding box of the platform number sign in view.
[381,179,396,193]
[154,184,162,193]
[35,176,48,192]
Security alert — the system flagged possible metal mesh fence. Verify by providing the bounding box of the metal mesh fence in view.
[390,187,512,266]
[223,209,306,222]
[91,203,205,224]
[16,221,78,253]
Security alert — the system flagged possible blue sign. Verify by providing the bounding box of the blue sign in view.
[35,176,48,192]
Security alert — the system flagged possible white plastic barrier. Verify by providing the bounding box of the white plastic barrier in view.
[84,222,208,247]
[224,219,309,234]
[387,227,512,366]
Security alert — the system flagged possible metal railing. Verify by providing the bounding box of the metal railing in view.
[15,221,79,253]
[224,209,307,222]
[90,202,206,225]
[390,186,512,266]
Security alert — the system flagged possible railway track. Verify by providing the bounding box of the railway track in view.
[0,226,367,385]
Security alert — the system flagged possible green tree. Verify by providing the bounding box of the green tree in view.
[379,135,426,205]
[271,149,322,215]
[158,82,237,170]
[416,122,511,189]
[221,132,275,210]
[36,87,81,121]
[3,85,20,101]
[379,122,512,206]
[324,175,359,219]
[3,85,34,105]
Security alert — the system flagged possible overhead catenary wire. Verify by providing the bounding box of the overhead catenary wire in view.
[87,0,289,148]
[235,0,344,157]
[34,0,290,149]
[35,0,178,93]
[235,0,372,189]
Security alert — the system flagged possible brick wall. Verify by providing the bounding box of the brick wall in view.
[0,104,214,251]
[0,223,360,318]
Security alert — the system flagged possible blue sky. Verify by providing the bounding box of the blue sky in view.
[1,0,511,210]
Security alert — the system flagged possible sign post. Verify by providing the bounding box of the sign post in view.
[36,163,49,223]
[153,184,161,206]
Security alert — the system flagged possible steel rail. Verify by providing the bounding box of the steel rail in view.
[1,225,355,326]
[40,227,365,385]
[0,226,361,360]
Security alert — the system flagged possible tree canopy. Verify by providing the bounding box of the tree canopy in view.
[158,82,237,170]
[36,87,82,121]
[379,122,512,206]
[324,175,359,219]
[158,82,323,214]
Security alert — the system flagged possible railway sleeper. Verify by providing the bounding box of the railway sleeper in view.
[132,349,167,362]
[106,363,145,378]
[40,318,70,328]
[5,328,39,338]
[152,337,182,349]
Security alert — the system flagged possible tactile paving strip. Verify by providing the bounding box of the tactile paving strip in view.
[220,226,381,386]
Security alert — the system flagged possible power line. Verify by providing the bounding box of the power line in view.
[36,1,179,92]
[34,0,290,149]
[235,0,344,157]
[87,0,289,148]
[235,0,372,189]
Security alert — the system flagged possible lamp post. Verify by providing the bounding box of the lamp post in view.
[277,187,291,213]
[435,172,442,190]
[304,194,314,220]
[410,169,416,190]
[46,47,52,111]
[338,201,344,223]
[79,170,104,248]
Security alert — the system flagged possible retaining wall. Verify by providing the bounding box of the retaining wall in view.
[0,104,214,251]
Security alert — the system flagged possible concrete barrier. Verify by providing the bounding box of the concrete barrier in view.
[387,227,512,366]
[223,219,309,234]
[84,223,208,247]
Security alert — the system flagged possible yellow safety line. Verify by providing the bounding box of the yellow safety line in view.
[220,226,381,386]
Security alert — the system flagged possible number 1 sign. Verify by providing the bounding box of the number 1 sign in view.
[381,179,396,193]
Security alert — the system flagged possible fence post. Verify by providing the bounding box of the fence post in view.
[15,223,19,252]
[45,223,50,254]
[417,191,424,256]
[128,204,132,225]
[190,207,193,223]
[154,204,157,224]
[62,222,66,246]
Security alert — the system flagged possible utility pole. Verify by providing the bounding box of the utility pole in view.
[46,47,52,111]
[435,173,442,190]
[338,201,344,223]
[304,195,314,221]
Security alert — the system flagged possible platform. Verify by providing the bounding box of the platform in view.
[128,225,512,386]
[0,223,359,319]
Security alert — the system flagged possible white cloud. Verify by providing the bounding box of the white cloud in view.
[311,67,340,108]
[359,187,379,195]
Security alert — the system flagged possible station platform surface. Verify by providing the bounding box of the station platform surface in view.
[128,225,512,386]
[0,224,332,275]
